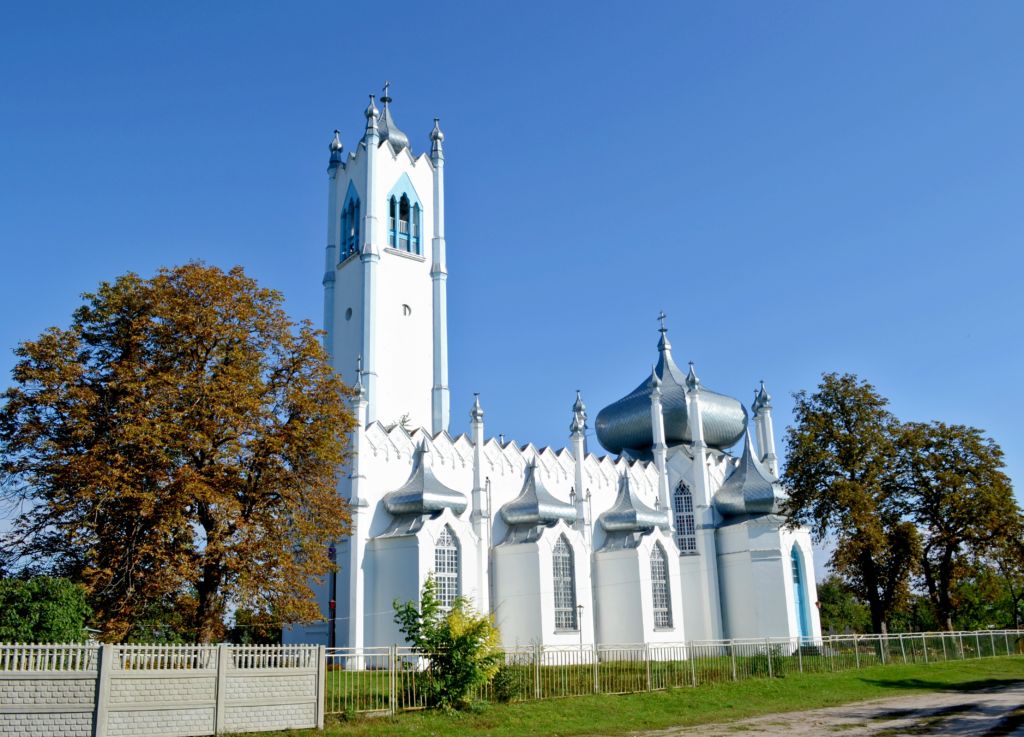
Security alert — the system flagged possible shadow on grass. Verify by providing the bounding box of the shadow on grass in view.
[856,677,1024,693]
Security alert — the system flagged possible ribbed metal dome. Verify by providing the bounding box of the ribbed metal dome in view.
[714,431,787,518]
[378,93,410,155]
[383,442,467,516]
[599,473,670,533]
[595,325,747,455]
[500,461,577,528]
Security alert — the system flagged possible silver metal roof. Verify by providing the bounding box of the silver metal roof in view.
[599,473,670,533]
[378,84,410,155]
[383,442,467,516]
[713,430,787,518]
[595,324,747,455]
[500,461,577,528]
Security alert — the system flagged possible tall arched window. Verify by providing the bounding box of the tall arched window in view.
[412,203,421,254]
[552,535,577,631]
[791,545,810,639]
[434,526,460,611]
[388,196,397,248]
[650,543,673,629]
[672,482,697,554]
[340,197,360,258]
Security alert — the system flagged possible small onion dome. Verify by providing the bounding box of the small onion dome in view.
[752,381,772,415]
[595,325,746,455]
[599,472,670,533]
[365,95,379,121]
[430,117,444,143]
[329,129,343,153]
[378,94,410,154]
[383,442,467,516]
[714,430,787,518]
[569,390,587,435]
[500,461,577,527]
[470,393,484,423]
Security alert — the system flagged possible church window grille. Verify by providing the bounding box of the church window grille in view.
[650,543,673,629]
[673,482,697,554]
[552,535,577,631]
[434,526,460,611]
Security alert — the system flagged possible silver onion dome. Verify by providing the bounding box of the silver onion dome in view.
[599,473,670,533]
[383,442,467,516]
[500,461,577,528]
[378,82,410,154]
[595,322,746,455]
[714,430,787,518]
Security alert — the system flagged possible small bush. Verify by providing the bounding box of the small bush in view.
[492,665,521,703]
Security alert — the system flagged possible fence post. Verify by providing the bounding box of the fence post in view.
[975,632,981,658]
[730,641,737,681]
[592,644,599,694]
[854,636,860,668]
[990,631,996,657]
[690,645,697,687]
[921,634,928,664]
[315,645,326,729]
[899,634,907,664]
[214,644,229,734]
[765,639,773,679]
[534,644,541,700]
[1005,632,1011,656]
[93,643,113,737]
[796,638,803,674]
[644,644,652,692]
[389,645,397,716]
[941,633,947,661]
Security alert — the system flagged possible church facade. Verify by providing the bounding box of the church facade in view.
[284,89,822,650]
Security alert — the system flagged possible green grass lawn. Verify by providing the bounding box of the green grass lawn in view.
[244,656,1024,737]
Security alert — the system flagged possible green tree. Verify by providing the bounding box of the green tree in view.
[816,576,871,634]
[0,263,353,642]
[897,421,1019,630]
[0,577,92,642]
[783,373,919,634]
[393,576,503,710]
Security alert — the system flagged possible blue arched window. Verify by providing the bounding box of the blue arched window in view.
[386,175,423,255]
[340,184,360,259]
[791,545,810,639]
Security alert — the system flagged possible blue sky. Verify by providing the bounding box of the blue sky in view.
[1,0,1022,521]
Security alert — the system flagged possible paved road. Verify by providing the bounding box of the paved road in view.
[645,684,1024,736]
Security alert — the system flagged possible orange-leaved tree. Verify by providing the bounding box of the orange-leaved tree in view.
[0,263,353,642]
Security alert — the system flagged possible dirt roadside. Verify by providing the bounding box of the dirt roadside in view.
[632,683,1024,736]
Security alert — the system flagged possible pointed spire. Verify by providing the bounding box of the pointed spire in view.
[752,380,772,414]
[685,361,701,391]
[570,390,588,435]
[364,94,379,138]
[657,310,672,354]
[377,80,410,154]
[714,425,786,517]
[470,393,484,423]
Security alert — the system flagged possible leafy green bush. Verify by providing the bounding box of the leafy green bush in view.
[393,576,503,710]
[0,577,92,642]
[491,665,521,703]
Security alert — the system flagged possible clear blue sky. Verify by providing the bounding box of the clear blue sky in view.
[1,2,1022,510]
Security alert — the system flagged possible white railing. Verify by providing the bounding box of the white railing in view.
[324,629,1024,715]
[0,642,99,671]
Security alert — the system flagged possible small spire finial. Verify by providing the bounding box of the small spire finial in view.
[354,355,365,396]
[570,389,588,435]
[685,360,700,391]
[381,80,391,105]
[658,310,667,333]
[330,129,343,153]
[470,393,484,423]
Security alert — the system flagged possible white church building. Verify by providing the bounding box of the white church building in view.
[285,88,822,650]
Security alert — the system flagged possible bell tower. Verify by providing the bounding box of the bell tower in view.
[323,84,450,433]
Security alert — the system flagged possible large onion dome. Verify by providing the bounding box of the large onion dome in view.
[714,430,787,518]
[595,322,747,455]
[383,441,467,516]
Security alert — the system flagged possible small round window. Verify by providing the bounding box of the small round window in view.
[345,308,353,321]
[402,304,412,316]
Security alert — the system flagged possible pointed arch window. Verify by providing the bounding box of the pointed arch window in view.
[552,535,577,631]
[791,545,810,639]
[388,193,421,254]
[672,482,697,554]
[340,197,360,258]
[650,543,673,629]
[434,526,460,611]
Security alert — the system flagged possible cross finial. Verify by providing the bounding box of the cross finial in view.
[381,80,392,105]
[658,311,667,332]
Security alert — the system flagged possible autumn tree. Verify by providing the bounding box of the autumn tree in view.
[896,421,1019,630]
[783,372,919,634]
[0,263,353,642]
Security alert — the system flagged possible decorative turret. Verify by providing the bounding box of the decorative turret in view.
[430,117,444,161]
[714,430,787,518]
[364,95,379,140]
[329,130,343,169]
[378,81,410,155]
[470,393,484,424]
[383,441,468,517]
[595,314,747,455]
[597,472,670,551]
[570,390,587,437]
[751,381,779,478]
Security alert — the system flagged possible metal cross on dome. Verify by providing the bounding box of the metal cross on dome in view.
[658,311,667,331]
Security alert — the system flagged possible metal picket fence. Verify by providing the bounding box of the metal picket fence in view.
[324,629,1024,716]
